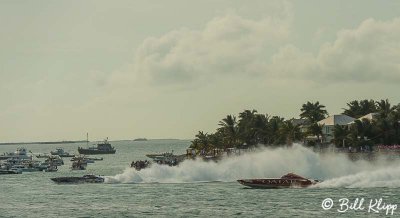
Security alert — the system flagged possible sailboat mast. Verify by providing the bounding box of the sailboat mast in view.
[86,133,89,146]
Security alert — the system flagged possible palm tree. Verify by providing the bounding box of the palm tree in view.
[300,101,328,122]
[359,99,377,115]
[376,99,393,119]
[268,116,285,145]
[389,104,400,144]
[346,119,374,148]
[279,120,302,145]
[343,99,377,118]
[252,114,270,145]
[218,115,238,148]
[190,131,212,151]
[238,109,258,147]
[208,132,224,149]
[307,123,324,143]
[333,125,349,147]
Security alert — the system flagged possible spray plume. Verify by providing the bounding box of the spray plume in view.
[105,144,400,188]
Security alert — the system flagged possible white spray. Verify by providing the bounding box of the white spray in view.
[105,144,400,188]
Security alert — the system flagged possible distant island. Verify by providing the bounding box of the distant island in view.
[133,138,148,142]
[0,140,88,146]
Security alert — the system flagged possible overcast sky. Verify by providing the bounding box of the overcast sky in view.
[1,0,400,142]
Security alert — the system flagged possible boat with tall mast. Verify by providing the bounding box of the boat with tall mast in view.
[78,133,116,155]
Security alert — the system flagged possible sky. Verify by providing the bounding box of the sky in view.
[1,0,400,142]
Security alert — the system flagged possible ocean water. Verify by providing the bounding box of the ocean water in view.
[1,140,399,217]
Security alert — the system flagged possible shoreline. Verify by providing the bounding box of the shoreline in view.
[0,140,88,146]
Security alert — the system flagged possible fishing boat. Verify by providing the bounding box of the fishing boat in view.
[237,173,320,189]
[71,156,87,170]
[0,169,22,174]
[51,174,104,184]
[44,164,58,172]
[71,156,103,163]
[78,135,116,155]
[50,148,75,157]
[0,148,31,160]
[44,156,64,166]
[36,153,50,158]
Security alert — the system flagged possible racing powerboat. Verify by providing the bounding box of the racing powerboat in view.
[237,173,320,188]
[51,174,104,184]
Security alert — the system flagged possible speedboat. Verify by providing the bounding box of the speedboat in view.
[237,173,320,189]
[51,174,104,184]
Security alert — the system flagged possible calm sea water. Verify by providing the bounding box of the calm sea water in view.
[0,140,399,217]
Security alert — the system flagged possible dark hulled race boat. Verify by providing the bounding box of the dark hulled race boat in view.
[237,173,320,189]
[51,175,104,184]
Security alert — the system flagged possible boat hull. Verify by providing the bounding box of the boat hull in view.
[0,169,22,174]
[237,178,315,189]
[51,175,104,184]
[78,149,116,155]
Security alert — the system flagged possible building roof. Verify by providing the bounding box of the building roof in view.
[358,113,378,121]
[348,112,378,124]
[317,115,355,126]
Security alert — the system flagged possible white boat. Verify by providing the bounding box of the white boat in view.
[0,148,32,160]
[10,165,41,172]
[71,156,102,164]
[44,156,64,166]
[44,165,58,172]
[36,153,50,158]
[50,148,75,157]
[0,169,22,174]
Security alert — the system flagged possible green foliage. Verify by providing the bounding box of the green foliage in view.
[190,99,400,151]
[300,101,328,122]
[342,99,377,118]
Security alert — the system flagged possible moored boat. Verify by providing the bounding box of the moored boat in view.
[50,148,75,157]
[237,173,320,189]
[71,156,103,164]
[71,156,87,170]
[78,138,116,155]
[44,165,58,172]
[0,148,31,160]
[0,169,22,174]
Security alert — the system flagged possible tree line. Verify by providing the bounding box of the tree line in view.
[189,99,400,151]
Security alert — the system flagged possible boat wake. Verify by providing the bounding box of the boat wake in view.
[105,144,400,188]
[315,166,400,188]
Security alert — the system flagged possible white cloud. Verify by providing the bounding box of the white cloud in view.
[132,12,291,86]
[271,18,400,83]
[124,13,400,89]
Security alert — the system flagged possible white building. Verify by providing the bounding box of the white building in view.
[317,115,355,143]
